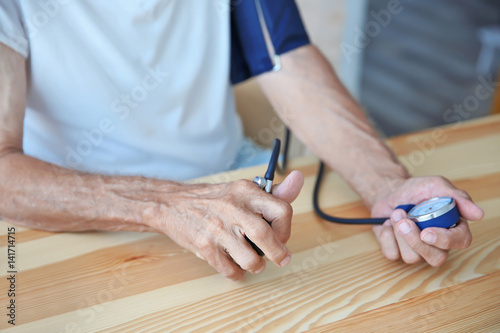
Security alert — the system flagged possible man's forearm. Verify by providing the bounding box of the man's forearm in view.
[0,43,160,232]
[257,45,409,208]
[0,42,298,280]
[0,151,168,232]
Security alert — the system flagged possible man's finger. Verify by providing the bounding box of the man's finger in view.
[373,220,401,261]
[204,248,246,281]
[453,196,484,222]
[249,191,294,244]
[272,170,304,204]
[420,219,472,250]
[239,210,292,267]
[392,210,449,267]
[394,227,422,264]
[390,210,422,264]
[223,226,266,274]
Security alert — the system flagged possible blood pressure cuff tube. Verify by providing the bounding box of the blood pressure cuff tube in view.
[230,0,310,84]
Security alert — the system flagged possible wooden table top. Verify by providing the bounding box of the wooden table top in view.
[1,115,499,332]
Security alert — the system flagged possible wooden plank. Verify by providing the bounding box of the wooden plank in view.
[0,226,54,247]
[1,192,498,328]
[0,231,156,275]
[1,209,498,332]
[308,271,500,333]
[387,114,500,156]
[0,115,498,332]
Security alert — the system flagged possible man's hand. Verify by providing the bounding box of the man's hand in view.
[372,176,484,266]
[256,45,483,267]
[145,171,304,281]
[0,42,304,281]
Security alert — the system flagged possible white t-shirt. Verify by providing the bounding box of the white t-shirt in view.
[0,0,243,181]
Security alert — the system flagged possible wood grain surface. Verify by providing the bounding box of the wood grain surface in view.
[0,115,499,332]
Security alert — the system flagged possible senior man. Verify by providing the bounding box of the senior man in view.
[0,0,483,280]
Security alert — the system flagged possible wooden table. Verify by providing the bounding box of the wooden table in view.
[1,115,499,332]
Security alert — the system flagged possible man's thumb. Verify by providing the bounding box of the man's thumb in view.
[272,170,304,204]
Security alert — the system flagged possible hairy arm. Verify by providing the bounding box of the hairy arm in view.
[257,45,483,266]
[0,43,303,280]
[256,45,409,208]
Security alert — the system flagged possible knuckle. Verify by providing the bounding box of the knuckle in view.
[247,223,267,241]
[432,175,448,186]
[383,249,400,261]
[387,251,400,261]
[428,252,448,267]
[194,235,214,255]
[267,246,288,263]
[457,189,470,199]
[441,236,452,249]
[240,255,262,272]
[460,233,472,249]
[282,203,293,220]
[220,265,240,280]
[403,234,420,248]
[233,179,255,193]
[426,176,450,191]
[402,253,422,265]
[273,202,293,224]
[207,218,226,235]
[280,228,292,244]
[380,228,394,243]
[382,247,400,261]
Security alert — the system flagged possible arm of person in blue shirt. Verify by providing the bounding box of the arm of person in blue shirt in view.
[256,44,484,267]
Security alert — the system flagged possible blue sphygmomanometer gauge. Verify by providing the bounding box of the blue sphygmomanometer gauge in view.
[407,197,460,229]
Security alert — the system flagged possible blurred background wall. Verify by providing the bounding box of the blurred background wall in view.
[235,0,500,155]
[358,0,500,136]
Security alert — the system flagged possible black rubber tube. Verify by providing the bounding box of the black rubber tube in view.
[282,128,388,225]
[265,138,281,181]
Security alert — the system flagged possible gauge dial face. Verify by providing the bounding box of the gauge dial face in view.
[408,197,455,221]
[410,197,452,216]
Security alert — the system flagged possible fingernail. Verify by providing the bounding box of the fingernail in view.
[398,221,412,235]
[280,255,291,267]
[393,210,404,222]
[422,232,436,244]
